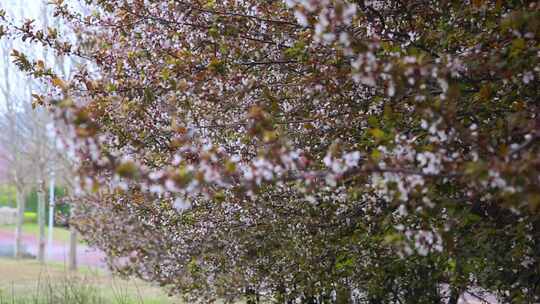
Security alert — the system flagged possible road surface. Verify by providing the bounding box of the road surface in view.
[0,228,106,268]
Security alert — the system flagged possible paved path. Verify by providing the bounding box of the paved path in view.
[0,228,106,268]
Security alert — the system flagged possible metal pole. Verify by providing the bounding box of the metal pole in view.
[69,202,78,271]
[37,180,46,264]
[47,171,55,260]
[69,226,78,271]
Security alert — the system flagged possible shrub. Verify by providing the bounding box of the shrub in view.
[24,187,69,227]
[0,185,16,208]
[23,212,37,224]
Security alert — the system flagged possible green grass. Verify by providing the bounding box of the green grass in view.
[0,223,178,303]
[23,212,37,224]
[0,258,178,304]
[0,223,73,244]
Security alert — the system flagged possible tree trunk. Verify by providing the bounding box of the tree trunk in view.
[69,226,77,271]
[448,255,463,304]
[14,187,25,259]
[336,285,351,304]
[448,289,460,304]
[37,183,46,263]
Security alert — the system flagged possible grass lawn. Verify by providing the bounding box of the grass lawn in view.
[0,258,178,303]
[0,224,181,303]
[0,223,75,244]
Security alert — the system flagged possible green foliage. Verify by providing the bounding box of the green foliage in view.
[0,185,16,207]
[24,187,69,226]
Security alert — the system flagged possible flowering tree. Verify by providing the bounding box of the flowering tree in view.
[1,0,539,303]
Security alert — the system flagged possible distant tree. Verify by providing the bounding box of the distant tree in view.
[0,0,75,259]
[2,1,540,303]
[0,34,34,259]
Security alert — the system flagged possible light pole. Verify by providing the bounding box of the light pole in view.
[69,202,77,271]
[47,170,55,260]
[46,119,56,261]
[37,180,45,264]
